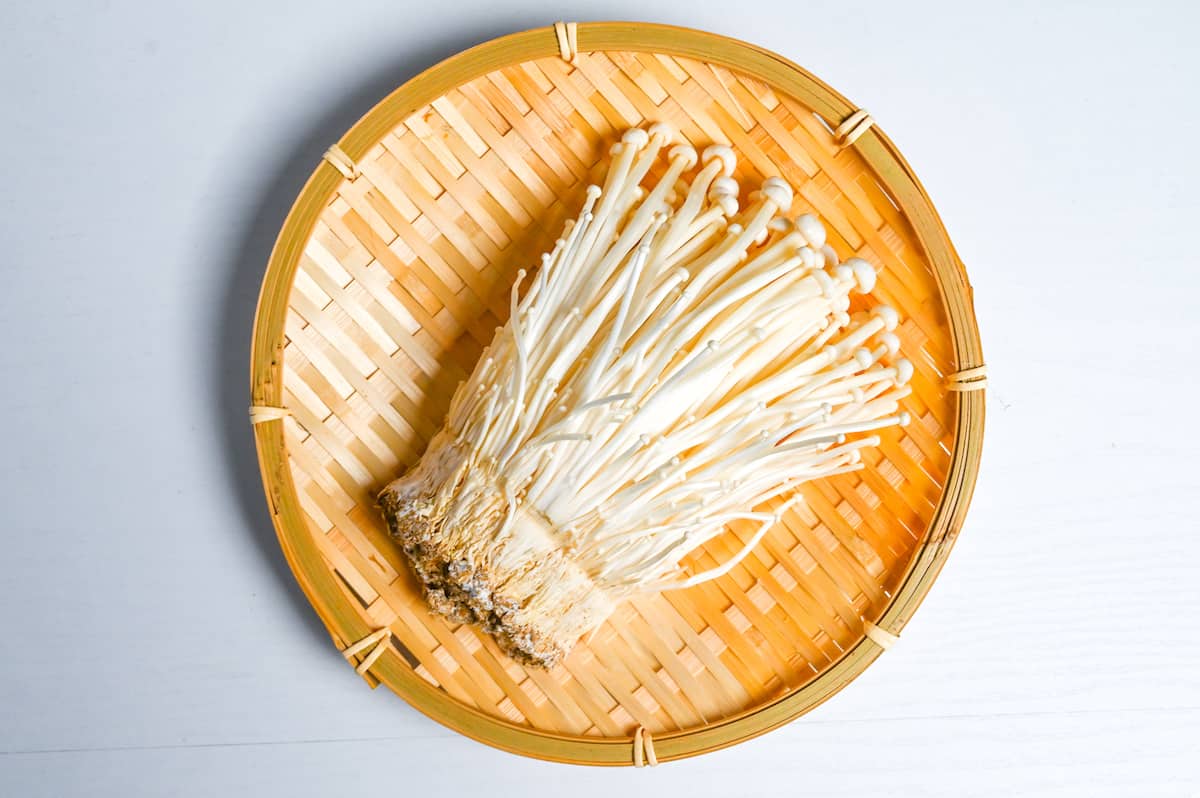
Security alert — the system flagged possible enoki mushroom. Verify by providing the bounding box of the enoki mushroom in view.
[379,125,911,667]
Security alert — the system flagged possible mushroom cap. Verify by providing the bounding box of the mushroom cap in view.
[794,213,827,248]
[701,143,737,176]
[844,257,877,293]
[669,144,698,170]
[820,244,839,268]
[647,122,674,144]
[877,331,901,356]
[798,246,821,271]
[621,127,650,148]
[760,177,794,211]
[872,305,900,331]
[709,176,740,215]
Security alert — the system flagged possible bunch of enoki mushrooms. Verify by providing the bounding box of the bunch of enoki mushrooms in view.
[380,125,912,668]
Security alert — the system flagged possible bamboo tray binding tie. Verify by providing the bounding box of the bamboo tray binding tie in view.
[249,21,985,765]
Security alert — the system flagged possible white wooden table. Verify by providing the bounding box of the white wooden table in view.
[2,2,1197,794]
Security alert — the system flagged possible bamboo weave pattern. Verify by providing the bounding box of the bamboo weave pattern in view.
[279,50,957,738]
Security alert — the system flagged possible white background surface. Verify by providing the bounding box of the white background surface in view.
[2,1,1198,795]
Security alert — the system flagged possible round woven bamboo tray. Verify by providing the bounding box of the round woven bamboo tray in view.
[250,21,985,766]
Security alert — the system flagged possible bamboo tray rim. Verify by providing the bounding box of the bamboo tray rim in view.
[250,20,985,766]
